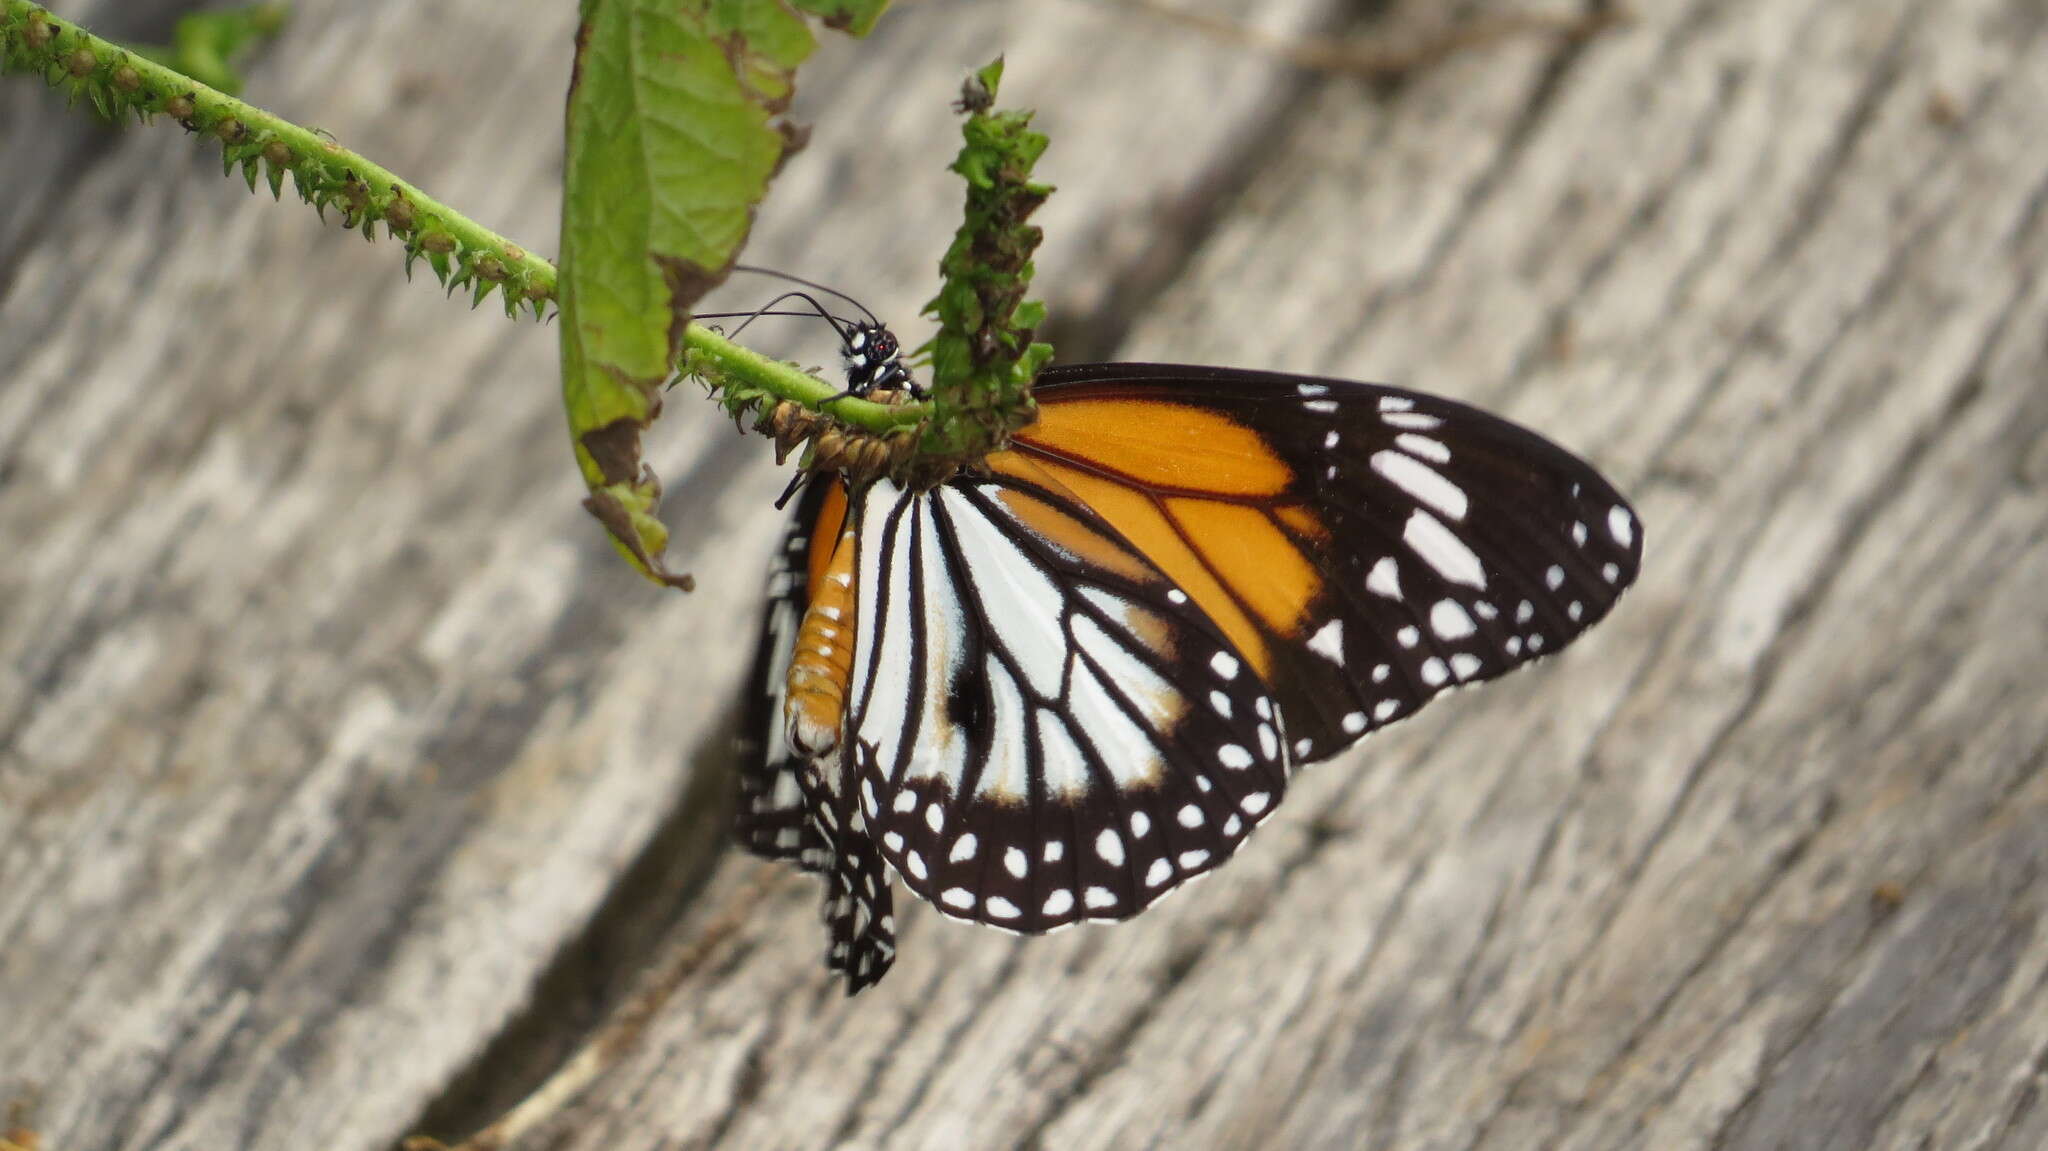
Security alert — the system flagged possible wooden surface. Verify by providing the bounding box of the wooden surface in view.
[3,1,2045,1149]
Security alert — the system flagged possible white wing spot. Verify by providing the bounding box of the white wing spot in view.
[1196,776,1213,792]
[1145,858,1174,887]
[1529,634,1547,652]
[907,851,928,880]
[1368,556,1403,600]
[1085,886,1118,909]
[1342,712,1367,735]
[1380,396,1415,412]
[1130,811,1151,839]
[1044,840,1065,863]
[1373,664,1391,683]
[1405,510,1487,589]
[1043,889,1075,916]
[1256,697,1273,720]
[1603,563,1621,583]
[1219,744,1254,770]
[986,896,1021,920]
[1179,850,1211,869]
[1005,847,1028,878]
[1572,521,1588,547]
[1210,651,1241,680]
[1396,433,1451,463]
[884,831,905,852]
[941,888,975,910]
[1430,599,1476,640]
[1373,451,1469,520]
[1451,653,1482,680]
[925,803,945,833]
[1384,412,1443,431]
[1421,658,1449,687]
[1375,699,1401,720]
[1609,506,1635,547]
[1397,626,1420,649]
[1209,690,1233,719]
[894,790,918,814]
[1223,814,1244,836]
[1096,828,1125,866]
[1178,804,1205,828]
[1569,601,1584,621]
[1324,430,1340,449]
[1546,565,1566,590]
[1294,738,1313,757]
[1506,636,1523,656]
[950,833,978,862]
[862,780,878,815]
[1308,619,1346,665]
[1242,792,1272,815]
[1168,589,1189,605]
[1305,400,1339,414]
[1259,723,1279,761]
[1517,600,1535,624]
[1298,383,1330,397]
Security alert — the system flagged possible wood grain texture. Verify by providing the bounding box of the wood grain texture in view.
[4,1,2044,1149]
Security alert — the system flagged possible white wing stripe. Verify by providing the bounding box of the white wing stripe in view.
[1403,508,1487,590]
[943,491,1069,697]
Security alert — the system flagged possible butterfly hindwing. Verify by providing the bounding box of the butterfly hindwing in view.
[843,474,1289,933]
[736,482,897,991]
[733,482,832,868]
[800,754,897,991]
[1011,363,1644,765]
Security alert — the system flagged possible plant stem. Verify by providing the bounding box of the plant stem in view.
[0,0,925,436]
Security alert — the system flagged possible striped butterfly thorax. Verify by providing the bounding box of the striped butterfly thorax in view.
[733,299,1642,994]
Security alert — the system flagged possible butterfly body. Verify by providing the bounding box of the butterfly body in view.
[737,334,1641,993]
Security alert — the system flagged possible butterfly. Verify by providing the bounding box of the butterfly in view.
[724,275,1644,993]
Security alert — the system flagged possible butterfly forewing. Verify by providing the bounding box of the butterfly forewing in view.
[844,474,1289,933]
[1014,363,1643,765]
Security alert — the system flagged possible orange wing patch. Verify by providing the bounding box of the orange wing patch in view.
[1018,399,1294,497]
[1165,498,1323,639]
[1016,455,1276,680]
[989,483,1157,585]
[1272,503,1328,543]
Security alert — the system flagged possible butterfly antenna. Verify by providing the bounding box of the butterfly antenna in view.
[695,308,864,325]
[733,264,883,326]
[715,290,857,343]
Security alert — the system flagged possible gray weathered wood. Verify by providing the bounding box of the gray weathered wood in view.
[4,0,2045,1149]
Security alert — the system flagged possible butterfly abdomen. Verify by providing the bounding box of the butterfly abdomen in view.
[785,524,859,758]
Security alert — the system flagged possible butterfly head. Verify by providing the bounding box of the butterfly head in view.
[841,320,921,399]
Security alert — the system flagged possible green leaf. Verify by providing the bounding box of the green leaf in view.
[559,0,888,589]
